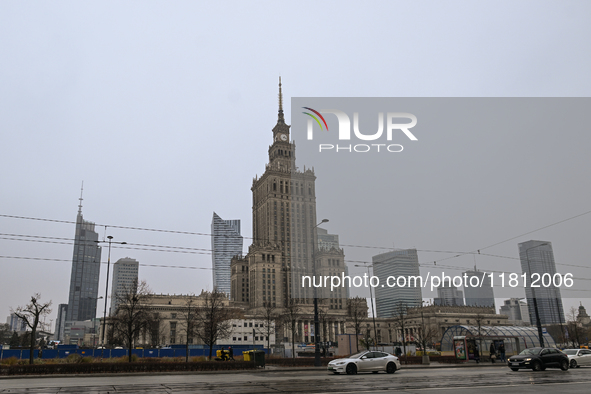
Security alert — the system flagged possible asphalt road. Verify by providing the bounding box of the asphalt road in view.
[1,365,591,393]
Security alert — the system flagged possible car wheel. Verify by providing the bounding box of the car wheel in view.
[346,363,357,375]
[570,359,577,368]
[560,360,569,371]
[510,368,519,371]
[372,371,379,374]
[386,362,397,374]
[532,361,542,371]
[332,372,340,374]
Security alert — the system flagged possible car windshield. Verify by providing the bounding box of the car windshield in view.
[562,350,578,355]
[349,352,367,359]
[519,348,541,356]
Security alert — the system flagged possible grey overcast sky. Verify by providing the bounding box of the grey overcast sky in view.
[1,1,590,328]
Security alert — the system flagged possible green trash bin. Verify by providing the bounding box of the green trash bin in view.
[251,350,265,367]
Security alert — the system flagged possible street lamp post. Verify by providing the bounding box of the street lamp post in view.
[524,242,549,348]
[95,236,126,356]
[313,219,329,367]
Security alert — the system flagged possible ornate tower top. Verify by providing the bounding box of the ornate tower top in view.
[278,76,284,123]
[272,77,290,138]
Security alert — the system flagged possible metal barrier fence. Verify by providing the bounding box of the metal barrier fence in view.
[0,345,268,360]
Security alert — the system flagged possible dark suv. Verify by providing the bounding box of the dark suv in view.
[508,347,569,371]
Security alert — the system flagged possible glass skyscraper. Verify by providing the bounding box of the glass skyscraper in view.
[518,240,565,325]
[463,269,495,308]
[211,212,242,295]
[65,199,102,323]
[373,249,422,317]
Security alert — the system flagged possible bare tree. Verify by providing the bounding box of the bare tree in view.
[414,310,438,364]
[111,279,152,362]
[473,312,485,357]
[11,293,52,364]
[179,295,199,362]
[283,298,301,363]
[255,302,278,351]
[566,307,584,348]
[391,302,408,361]
[193,289,235,360]
[0,323,11,345]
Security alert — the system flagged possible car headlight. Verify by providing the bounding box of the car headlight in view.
[525,358,532,361]
[334,362,346,365]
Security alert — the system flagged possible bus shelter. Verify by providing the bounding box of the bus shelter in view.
[441,325,556,360]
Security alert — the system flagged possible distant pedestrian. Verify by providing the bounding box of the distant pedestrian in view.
[220,346,227,361]
[499,343,505,362]
[228,346,234,360]
[474,345,480,364]
[489,343,496,363]
[395,347,402,357]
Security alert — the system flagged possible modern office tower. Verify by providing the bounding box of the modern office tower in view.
[211,212,243,295]
[373,249,422,317]
[463,268,495,308]
[65,191,102,323]
[53,304,68,341]
[6,313,27,332]
[518,240,565,325]
[434,282,465,306]
[109,257,139,314]
[500,298,531,325]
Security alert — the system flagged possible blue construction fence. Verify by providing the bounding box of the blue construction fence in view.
[0,345,267,360]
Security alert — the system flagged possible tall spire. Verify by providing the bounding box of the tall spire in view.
[277,76,285,124]
[78,181,84,215]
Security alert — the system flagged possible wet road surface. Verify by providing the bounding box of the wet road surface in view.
[1,365,591,393]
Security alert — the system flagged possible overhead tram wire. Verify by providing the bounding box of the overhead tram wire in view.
[3,208,590,255]
[2,233,591,273]
[2,254,590,286]
[0,255,213,270]
[2,210,591,274]
[432,209,591,265]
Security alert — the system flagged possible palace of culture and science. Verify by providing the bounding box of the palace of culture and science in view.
[230,80,351,342]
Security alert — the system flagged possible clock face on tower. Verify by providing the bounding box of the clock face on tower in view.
[280,134,288,141]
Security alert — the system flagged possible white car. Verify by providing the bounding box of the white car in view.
[327,350,401,375]
[562,348,591,368]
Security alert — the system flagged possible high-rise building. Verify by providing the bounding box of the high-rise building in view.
[230,80,349,344]
[65,191,102,323]
[463,269,495,308]
[500,298,530,325]
[109,257,139,314]
[373,249,422,317]
[518,240,565,325]
[434,282,465,306]
[53,304,68,341]
[6,313,27,332]
[211,213,242,295]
